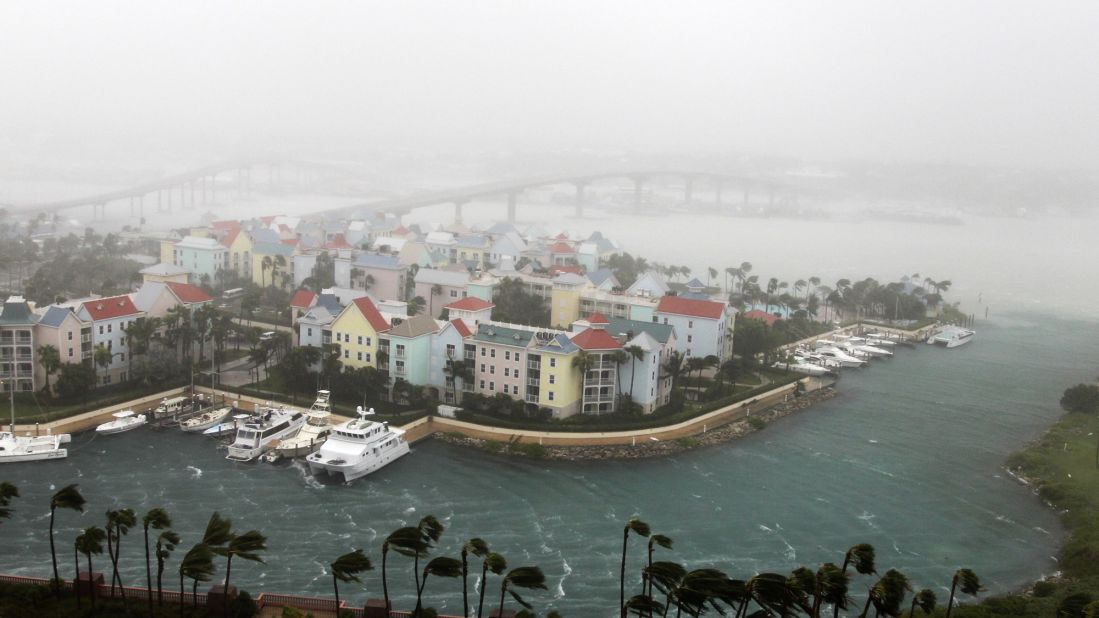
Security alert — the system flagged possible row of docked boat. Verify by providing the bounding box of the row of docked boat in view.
[773,326,974,376]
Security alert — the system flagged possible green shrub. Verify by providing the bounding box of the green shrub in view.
[747,417,767,431]
[1032,580,1057,597]
[675,437,699,448]
[512,442,547,458]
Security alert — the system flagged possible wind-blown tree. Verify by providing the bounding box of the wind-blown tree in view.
[944,568,982,617]
[833,543,876,618]
[643,534,673,603]
[624,345,645,405]
[179,543,216,614]
[461,538,490,618]
[661,351,686,393]
[416,556,462,615]
[670,568,743,617]
[642,561,686,616]
[383,526,428,613]
[156,530,181,607]
[809,562,850,618]
[0,481,18,520]
[75,526,107,611]
[143,507,172,613]
[105,507,137,599]
[220,529,268,616]
[497,566,547,616]
[49,484,85,594]
[909,588,936,616]
[619,517,651,618]
[478,552,507,618]
[858,569,910,618]
[331,549,373,615]
[37,344,61,394]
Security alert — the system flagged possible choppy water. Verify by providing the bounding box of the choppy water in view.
[1,311,1094,615]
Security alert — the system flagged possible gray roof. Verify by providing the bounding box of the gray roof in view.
[415,268,470,287]
[250,228,281,244]
[605,316,674,344]
[533,332,578,354]
[131,282,167,312]
[253,241,295,257]
[38,305,75,328]
[140,263,190,276]
[387,313,440,339]
[316,293,343,314]
[0,298,37,326]
[455,234,489,248]
[686,277,705,289]
[587,268,618,287]
[354,253,403,270]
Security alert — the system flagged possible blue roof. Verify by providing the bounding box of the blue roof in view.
[253,242,294,257]
[354,253,402,269]
[456,235,488,248]
[533,333,578,354]
[587,268,617,287]
[316,294,342,314]
[250,228,280,244]
[0,299,37,326]
[686,277,705,289]
[38,305,74,328]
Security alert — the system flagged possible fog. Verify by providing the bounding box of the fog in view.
[3,1,1099,168]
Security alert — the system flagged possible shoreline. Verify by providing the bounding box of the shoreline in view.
[430,385,837,460]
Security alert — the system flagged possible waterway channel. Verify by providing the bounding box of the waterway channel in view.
[1,311,1095,616]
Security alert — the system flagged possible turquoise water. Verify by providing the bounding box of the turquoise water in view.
[1,312,1096,616]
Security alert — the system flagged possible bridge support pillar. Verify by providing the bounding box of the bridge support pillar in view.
[189,181,196,208]
[506,191,519,224]
[574,183,586,218]
[633,176,644,212]
[684,176,694,206]
[454,200,466,225]
[210,174,217,203]
[129,196,135,217]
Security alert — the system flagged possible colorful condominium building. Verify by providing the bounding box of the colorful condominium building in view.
[76,295,143,385]
[653,295,734,362]
[0,296,39,393]
[329,296,391,369]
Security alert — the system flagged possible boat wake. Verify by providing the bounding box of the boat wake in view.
[186,465,203,480]
[555,556,572,599]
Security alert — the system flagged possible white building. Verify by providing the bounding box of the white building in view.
[653,295,734,362]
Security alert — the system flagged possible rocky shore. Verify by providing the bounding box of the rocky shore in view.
[431,386,838,460]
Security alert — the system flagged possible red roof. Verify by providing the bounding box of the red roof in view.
[586,312,609,324]
[392,225,410,236]
[741,309,779,327]
[212,220,241,230]
[290,289,317,309]
[259,215,277,225]
[450,319,473,338]
[82,295,140,321]
[445,296,494,311]
[351,296,391,333]
[548,265,584,276]
[549,241,575,254]
[166,282,214,305]
[555,232,568,240]
[571,327,622,350]
[220,227,241,248]
[325,233,353,250]
[656,295,725,319]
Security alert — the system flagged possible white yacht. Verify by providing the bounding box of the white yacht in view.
[772,360,832,376]
[225,406,306,462]
[308,407,409,483]
[204,413,252,438]
[0,431,70,463]
[95,411,147,435]
[815,346,868,368]
[180,407,233,433]
[271,390,334,460]
[929,326,975,348]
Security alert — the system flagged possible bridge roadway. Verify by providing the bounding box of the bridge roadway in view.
[10,159,790,224]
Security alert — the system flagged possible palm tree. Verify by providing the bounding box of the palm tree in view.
[707,267,718,287]
[105,507,137,600]
[809,562,849,618]
[572,350,594,378]
[478,552,507,618]
[93,343,112,385]
[832,543,875,618]
[461,538,490,618]
[619,517,651,617]
[155,530,181,607]
[497,566,546,616]
[642,560,686,615]
[407,296,427,316]
[143,508,172,614]
[858,569,909,618]
[220,529,268,616]
[624,345,645,406]
[49,484,85,594]
[643,534,672,606]
[382,526,428,613]
[944,568,981,617]
[75,526,107,611]
[272,254,288,289]
[661,350,685,392]
[37,344,61,394]
[331,549,373,615]
[416,556,462,615]
[909,588,936,616]
[179,543,216,615]
[612,349,629,398]
[0,481,18,520]
[260,255,273,288]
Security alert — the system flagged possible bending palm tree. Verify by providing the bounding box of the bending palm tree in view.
[625,345,645,405]
[643,534,673,613]
[106,507,137,599]
[220,529,268,616]
[331,549,373,616]
[416,556,462,615]
[497,566,547,616]
[75,526,106,611]
[143,507,172,614]
[461,538,490,618]
[809,562,849,618]
[49,484,85,594]
[179,543,216,616]
[0,481,18,520]
[382,526,427,613]
[414,515,445,595]
[833,543,875,618]
[619,517,651,617]
[857,569,909,618]
[478,552,507,618]
[156,530,181,607]
[641,561,685,616]
[944,568,981,617]
[909,588,936,616]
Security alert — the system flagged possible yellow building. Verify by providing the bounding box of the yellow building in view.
[330,296,392,369]
[532,333,582,418]
[251,242,296,288]
[549,273,588,328]
[223,229,254,278]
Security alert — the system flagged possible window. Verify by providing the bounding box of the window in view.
[479,380,485,389]
[366,337,372,346]
[687,335,693,343]
[307,328,313,337]
[514,352,522,363]
[689,320,694,328]
[504,368,510,377]
[99,325,104,335]
[663,318,668,324]
[489,366,495,374]
[481,348,486,357]
[548,391,555,401]
[489,381,495,391]
[358,335,363,345]
[490,349,496,358]
[549,374,556,384]
[480,363,485,372]
[357,352,363,361]
[512,385,520,395]
[365,353,371,363]
[549,357,557,368]
[343,350,349,359]
[450,290,458,298]
[505,351,511,360]
[67,332,73,341]
[68,349,73,358]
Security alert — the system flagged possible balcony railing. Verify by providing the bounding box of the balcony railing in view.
[527,378,540,387]
[395,349,406,358]
[527,361,540,370]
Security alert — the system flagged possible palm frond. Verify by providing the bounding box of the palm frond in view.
[179,544,217,582]
[954,569,982,596]
[505,566,547,591]
[386,526,429,558]
[914,588,937,613]
[331,549,373,583]
[847,543,876,575]
[643,561,687,596]
[417,515,445,544]
[625,594,665,616]
[51,484,85,513]
[464,538,489,557]
[424,556,463,579]
[648,534,673,551]
[143,508,172,531]
[228,530,267,563]
[484,552,507,575]
[201,512,232,547]
[75,526,107,556]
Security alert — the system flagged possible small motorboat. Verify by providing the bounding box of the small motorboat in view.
[95,411,147,435]
[203,414,253,438]
[180,407,233,433]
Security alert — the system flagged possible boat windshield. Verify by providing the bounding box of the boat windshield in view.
[238,429,257,440]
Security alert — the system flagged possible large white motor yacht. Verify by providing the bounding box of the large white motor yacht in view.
[307,407,409,483]
[225,406,305,462]
[95,411,147,435]
[272,390,334,459]
[0,431,70,463]
[929,326,975,348]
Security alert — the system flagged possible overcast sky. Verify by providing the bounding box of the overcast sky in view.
[3,1,1098,169]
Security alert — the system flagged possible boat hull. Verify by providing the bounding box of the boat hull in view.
[308,442,410,483]
[95,418,147,435]
[225,416,306,462]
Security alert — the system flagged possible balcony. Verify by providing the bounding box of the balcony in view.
[81,334,92,344]
[395,349,406,359]
[527,361,541,370]
[525,394,539,404]
[527,378,540,387]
